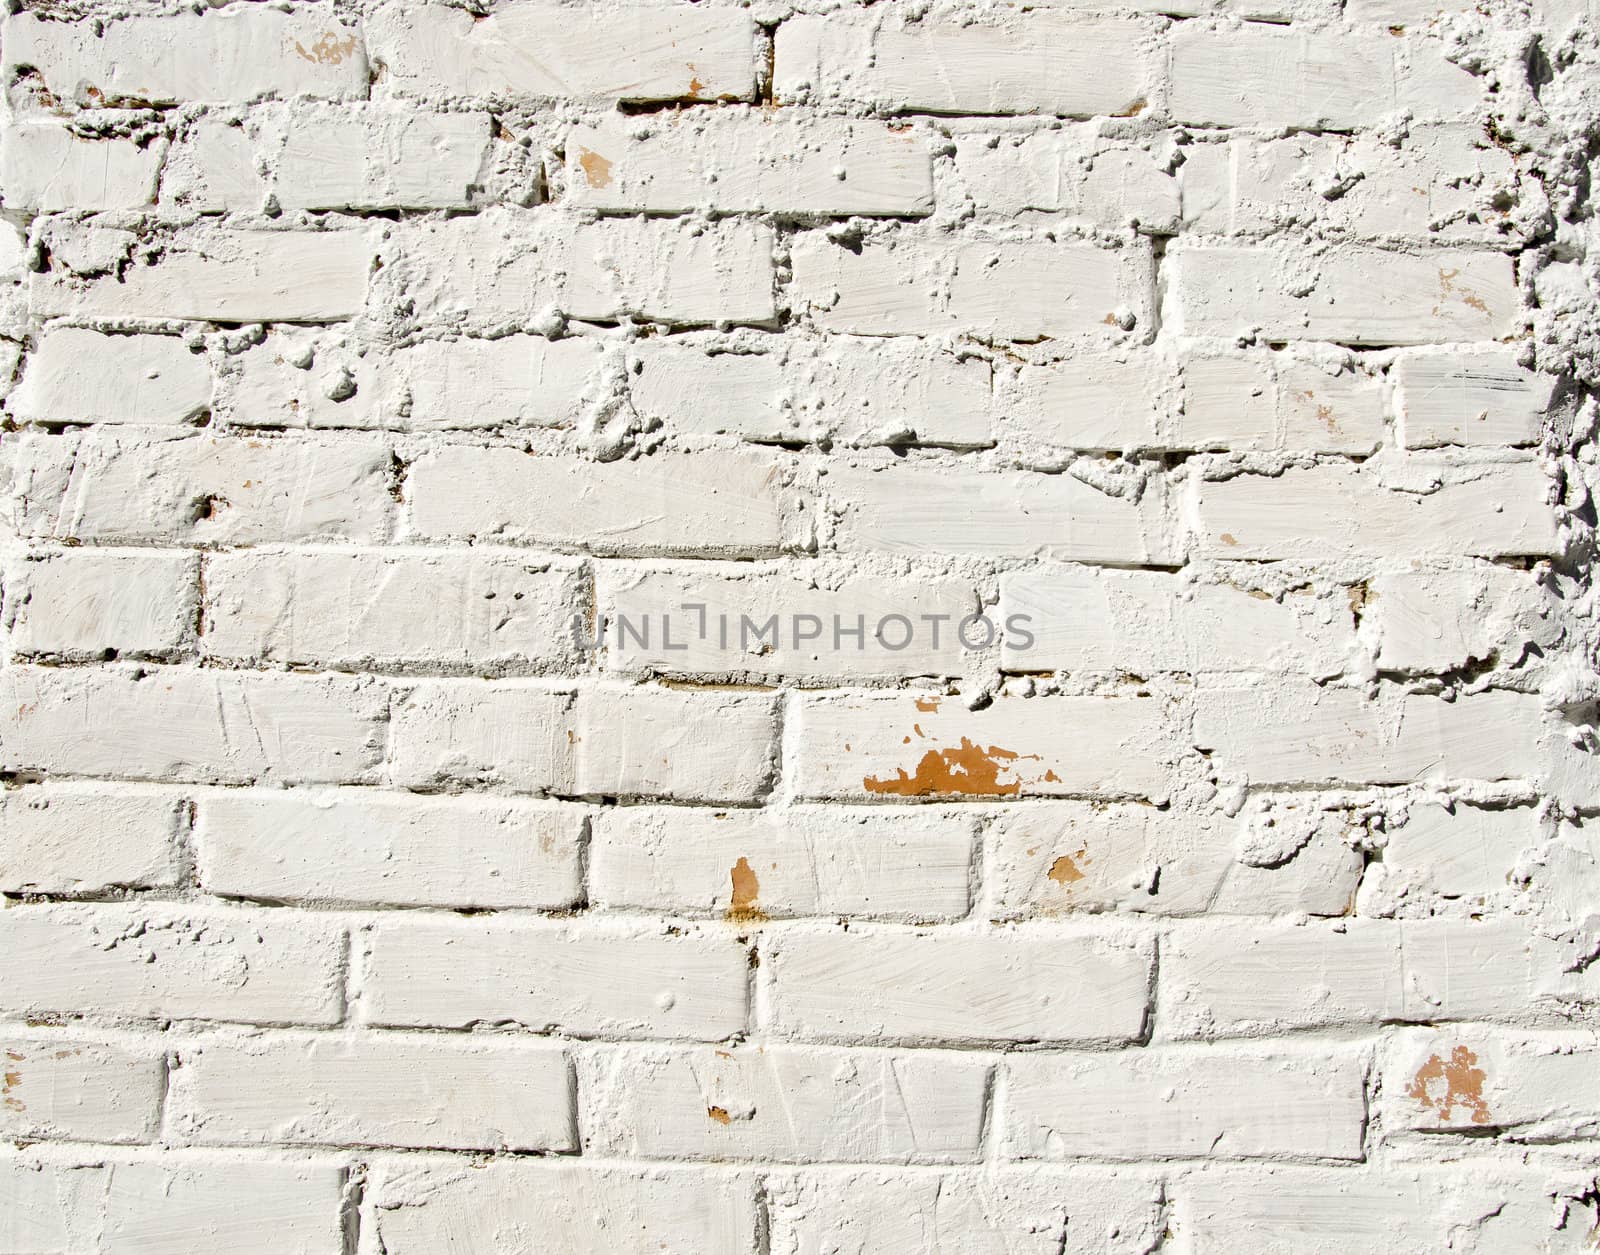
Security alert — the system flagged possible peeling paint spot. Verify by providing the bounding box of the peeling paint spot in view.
[1407,1045,1491,1125]
[1219,533,1239,547]
[914,697,941,712]
[864,736,1026,797]
[577,147,614,189]
[707,1105,731,1124]
[294,31,359,65]
[726,856,767,923]
[1048,847,1089,886]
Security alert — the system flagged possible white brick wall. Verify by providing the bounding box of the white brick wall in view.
[1,0,1596,1249]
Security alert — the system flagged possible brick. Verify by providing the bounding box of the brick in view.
[568,112,933,216]
[8,330,212,426]
[0,1034,164,1143]
[224,333,598,431]
[162,119,265,214]
[989,801,1362,920]
[953,130,1179,231]
[31,231,371,324]
[824,465,1170,564]
[0,665,386,785]
[999,567,1355,675]
[368,2,755,103]
[1369,801,1542,905]
[1,1156,346,1255]
[1176,351,1386,455]
[1380,1028,1600,1137]
[0,904,344,1025]
[3,429,392,545]
[791,691,1172,802]
[0,123,158,213]
[1003,1045,1367,1161]
[589,806,974,920]
[406,447,791,557]
[169,1032,572,1152]
[201,549,584,673]
[1,9,366,106]
[1194,463,1558,560]
[1166,244,1519,345]
[194,789,584,910]
[1394,347,1553,448]
[597,563,984,682]
[366,1159,758,1255]
[360,918,748,1038]
[579,1043,989,1162]
[766,926,1152,1045]
[4,549,198,658]
[276,106,491,211]
[1193,681,1547,786]
[0,784,183,895]
[996,353,1164,453]
[790,233,1152,340]
[775,15,1151,117]
[628,340,992,448]
[389,681,776,802]
[375,211,775,331]
[765,1167,1166,1255]
[1360,564,1554,673]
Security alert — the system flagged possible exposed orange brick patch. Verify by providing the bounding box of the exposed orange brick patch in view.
[707,1105,731,1125]
[294,31,358,65]
[577,147,614,189]
[726,856,767,923]
[1048,848,1089,886]
[865,736,1024,797]
[1407,1045,1491,1125]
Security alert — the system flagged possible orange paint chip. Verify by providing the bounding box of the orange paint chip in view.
[707,1105,731,1125]
[1407,1045,1491,1125]
[1047,849,1088,886]
[577,147,613,189]
[914,697,942,712]
[864,737,1025,797]
[726,856,767,923]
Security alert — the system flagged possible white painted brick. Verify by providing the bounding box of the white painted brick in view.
[1170,1163,1600,1252]
[367,1159,758,1255]
[161,119,262,213]
[1360,564,1553,673]
[3,429,392,545]
[1395,347,1553,448]
[0,784,183,895]
[953,131,1179,231]
[1381,1028,1600,1138]
[1167,244,1520,345]
[765,925,1152,1045]
[0,904,344,1025]
[360,918,749,1038]
[996,353,1163,453]
[989,801,1362,919]
[775,15,1152,117]
[1193,681,1547,786]
[31,230,371,324]
[8,330,211,426]
[169,1032,572,1151]
[628,340,992,448]
[194,790,584,910]
[1,1156,346,1255]
[790,233,1152,340]
[825,465,1171,564]
[389,681,776,802]
[1003,1045,1367,1161]
[1,1034,164,1143]
[589,806,974,920]
[1372,801,1541,904]
[569,112,933,216]
[375,211,775,331]
[999,567,1355,674]
[406,447,790,557]
[1,9,366,106]
[598,563,983,681]
[765,1167,1166,1255]
[4,550,198,658]
[580,1043,989,1162]
[368,2,755,103]
[1176,351,1386,454]
[0,665,386,785]
[201,549,583,673]
[1194,463,1558,560]
[791,691,1172,802]
[0,123,158,213]
[276,107,490,211]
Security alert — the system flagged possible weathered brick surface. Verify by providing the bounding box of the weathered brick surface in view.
[2,0,1594,1248]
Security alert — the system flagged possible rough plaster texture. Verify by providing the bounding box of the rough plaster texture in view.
[0,0,1598,1252]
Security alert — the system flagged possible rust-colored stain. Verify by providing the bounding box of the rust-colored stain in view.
[1219,533,1238,547]
[1407,1045,1491,1125]
[864,736,1025,797]
[726,856,767,922]
[577,147,614,189]
[294,31,359,65]
[2,1061,20,1112]
[1437,267,1490,315]
[707,1105,731,1124]
[1048,847,1089,886]
[914,696,941,712]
